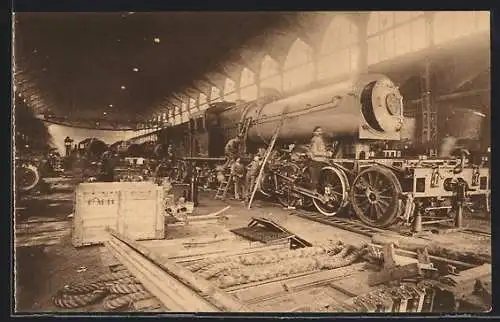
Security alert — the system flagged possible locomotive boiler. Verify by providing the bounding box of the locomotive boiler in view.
[237,74,403,145]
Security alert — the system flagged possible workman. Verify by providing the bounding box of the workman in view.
[223,134,243,169]
[309,126,333,193]
[245,155,261,201]
[64,136,73,157]
[230,157,245,201]
[99,150,115,182]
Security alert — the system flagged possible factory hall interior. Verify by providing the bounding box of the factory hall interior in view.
[13,11,491,314]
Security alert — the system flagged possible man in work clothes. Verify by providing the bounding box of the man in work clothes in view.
[245,155,261,202]
[309,126,333,193]
[64,136,73,157]
[230,157,245,201]
[223,134,243,169]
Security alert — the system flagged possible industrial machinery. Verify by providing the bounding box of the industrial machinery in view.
[119,74,491,229]
[15,157,42,193]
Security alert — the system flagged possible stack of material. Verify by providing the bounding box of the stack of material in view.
[104,228,251,312]
[188,242,367,289]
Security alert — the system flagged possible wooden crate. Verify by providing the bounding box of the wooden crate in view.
[72,182,165,247]
[117,185,165,241]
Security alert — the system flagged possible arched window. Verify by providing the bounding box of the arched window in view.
[210,86,222,102]
[282,38,315,92]
[239,67,258,101]
[181,101,189,118]
[317,16,360,80]
[433,11,490,45]
[189,97,197,111]
[367,11,427,64]
[199,92,208,110]
[173,105,182,125]
[223,77,237,101]
[260,54,281,91]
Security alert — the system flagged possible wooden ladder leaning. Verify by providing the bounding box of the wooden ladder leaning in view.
[247,114,286,209]
[215,173,232,200]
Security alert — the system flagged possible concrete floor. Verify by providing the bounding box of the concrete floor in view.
[13,181,491,313]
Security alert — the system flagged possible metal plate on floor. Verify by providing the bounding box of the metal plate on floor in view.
[230,226,292,243]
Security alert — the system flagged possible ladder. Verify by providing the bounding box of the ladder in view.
[247,114,286,209]
[239,117,252,154]
[215,174,232,200]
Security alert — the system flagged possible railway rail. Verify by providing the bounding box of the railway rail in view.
[292,211,387,238]
[294,210,491,239]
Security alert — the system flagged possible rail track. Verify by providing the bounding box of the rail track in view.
[292,211,392,238]
[293,210,492,239]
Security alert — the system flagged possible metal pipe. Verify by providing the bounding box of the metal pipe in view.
[422,219,454,225]
[409,88,490,104]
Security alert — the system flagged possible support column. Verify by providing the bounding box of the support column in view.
[356,13,369,73]
[420,60,437,152]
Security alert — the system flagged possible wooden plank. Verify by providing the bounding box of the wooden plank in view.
[368,241,476,270]
[329,272,373,297]
[372,234,490,265]
[108,228,252,312]
[174,244,289,264]
[99,246,122,267]
[107,238,218,311]
[231,262,368,304]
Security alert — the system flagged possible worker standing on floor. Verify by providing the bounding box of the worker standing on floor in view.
[245,155,261,202]
[223,134,243,169]
[309,126,333,193]
[230,157,245,201]
[64,136,73,157]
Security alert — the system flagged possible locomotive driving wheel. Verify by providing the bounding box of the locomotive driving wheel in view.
[350,165,403,228]
[312,166,349,217]
[275,162,302,207]
[259,170,275,198]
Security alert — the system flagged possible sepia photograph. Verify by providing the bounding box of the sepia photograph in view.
[12,11,491,314]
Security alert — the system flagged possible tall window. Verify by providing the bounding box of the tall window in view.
[433,11,490,45]
[210,86,222,103]
[173,105,182,125]
[189,97,197,111]
[199,92,208,110]
[239,67,258,101]
[282,38,315,92]
[223,77,237,101]
[367,11,427,64]
[317,16,360,80]
[260,54,281,91]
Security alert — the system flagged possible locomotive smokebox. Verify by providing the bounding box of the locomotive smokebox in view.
[240,74,403,144]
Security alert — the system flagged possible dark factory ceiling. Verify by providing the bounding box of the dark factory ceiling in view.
[13,12,295,126]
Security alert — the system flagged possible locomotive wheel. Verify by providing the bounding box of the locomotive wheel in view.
[258,171,275,198]
[350,165,403,228]
[275,163,301,207]
[16,163,41,192]
[312,166,349,217]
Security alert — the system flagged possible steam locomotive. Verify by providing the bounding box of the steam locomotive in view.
[122,73,491,229]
